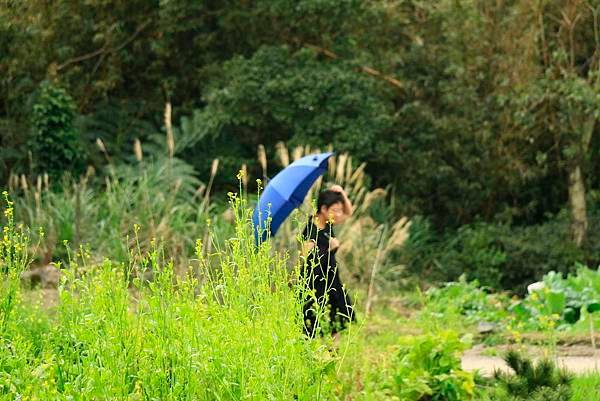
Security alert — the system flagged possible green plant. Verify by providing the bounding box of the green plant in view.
[10,155,220,271]
[510,264,600,330]
[0,191,32,335]
[419,276,510,330]
[29,82,86,181]
[400,212,600,293]
[492,351,572,401]
[571,374,600,401]
[0,186,341,399]
[391,330,476,401]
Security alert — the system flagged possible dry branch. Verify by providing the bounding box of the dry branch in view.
[303,43,403,90]
[56,20,152,72]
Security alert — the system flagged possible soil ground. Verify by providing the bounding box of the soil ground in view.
[462,344,600,375]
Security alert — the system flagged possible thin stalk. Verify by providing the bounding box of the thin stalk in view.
[365,225,387,318]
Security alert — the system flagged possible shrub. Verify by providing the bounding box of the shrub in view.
[510,264,600,330]
[401,218,507,288]
[492,351,572,401]
[419,276,510,328]
[391,331,476,401]
[29,82,86,181]
[400,211,600,294]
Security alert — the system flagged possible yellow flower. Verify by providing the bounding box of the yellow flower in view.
[3,207,13,218]
[461,378,475,395]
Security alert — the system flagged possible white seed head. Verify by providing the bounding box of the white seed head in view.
[134,138,143,162]
[257,144,267,174]
[96,138,107,153]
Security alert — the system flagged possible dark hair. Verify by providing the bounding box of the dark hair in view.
[317,190,344,213]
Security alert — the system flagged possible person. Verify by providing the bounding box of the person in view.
[300,185,355,338]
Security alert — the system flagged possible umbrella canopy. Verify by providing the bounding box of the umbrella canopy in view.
[253,152,333,243]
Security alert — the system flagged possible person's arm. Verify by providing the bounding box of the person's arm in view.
[329,184,353,217]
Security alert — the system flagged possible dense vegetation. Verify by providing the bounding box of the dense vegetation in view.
[3,192,600,400]
[2,0,599,289]
[2,2,600,399]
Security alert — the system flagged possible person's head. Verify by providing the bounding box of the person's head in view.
[316,190,345,224]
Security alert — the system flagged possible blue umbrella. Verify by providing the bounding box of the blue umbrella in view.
[253,152,333,243]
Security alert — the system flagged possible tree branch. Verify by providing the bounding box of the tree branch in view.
[303,43,403,90]
[56,20,152,72]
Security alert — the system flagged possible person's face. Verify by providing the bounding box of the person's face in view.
[320,202,344,225]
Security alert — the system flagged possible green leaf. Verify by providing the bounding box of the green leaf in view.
[586,303,600,314]
[563,307,581,324]
[546,291,566,315]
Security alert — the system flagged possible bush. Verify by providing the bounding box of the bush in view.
[492,351,572,401]
[419,276,510,327]
[29,82,86,181]
[401,211,600,294]
[11,156,219,269]
[511,264,600,330]
[498,212,588,294]
[401,217,507,288]
[391,331,476,401]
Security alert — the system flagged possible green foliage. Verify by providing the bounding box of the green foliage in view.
[418,265,600,341]
[439,225,507,289]
[0,193,338,399]
[401,218,509,289]
[571,374,600,401]
[496,214,590,294]
[12,156,214,269]
[0,192,31,336]
[391,331,476,401]
[492,351,572,401]
[1,0,600,296]
[29,82,85,181]
[420,276,510,328]
[77,100,157,165]
[181,45,395,186]
[3,0,600,233]
[401,211,600,292]
[512,265,600,329]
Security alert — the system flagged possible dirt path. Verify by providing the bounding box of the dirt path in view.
[462,345,600,376]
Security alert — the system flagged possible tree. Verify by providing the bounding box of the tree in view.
[507,0,599,246]
[29,82,86,181]
[177,45,396,184]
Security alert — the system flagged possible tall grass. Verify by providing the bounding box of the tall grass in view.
[8,155,222,271]
[0,191,338,400]
[1,142,416,398]
[571,373,600,401]
[269,143,411,299]
[0,191,31,335]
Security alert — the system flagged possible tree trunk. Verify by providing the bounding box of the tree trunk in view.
[567,117,595,248]
[568,164,587,247]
